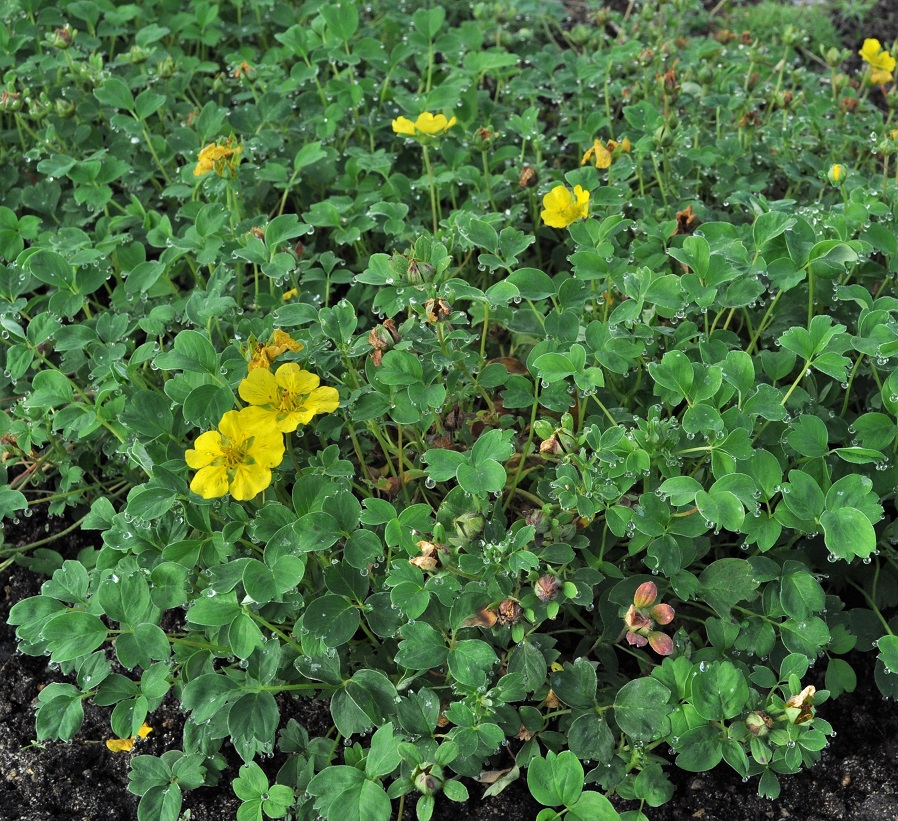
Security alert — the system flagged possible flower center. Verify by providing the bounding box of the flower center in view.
[219,436,252,468]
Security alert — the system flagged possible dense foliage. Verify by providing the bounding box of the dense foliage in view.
[4,0,898,819]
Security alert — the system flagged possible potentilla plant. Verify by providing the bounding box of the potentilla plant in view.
[4,1,898,820]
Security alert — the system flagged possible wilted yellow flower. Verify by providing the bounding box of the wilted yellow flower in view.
[581,137,631,169]
[540,184,590,228]
[392,112,457,137]
[860,38,897,73]
[581,139,612,169]
[194,138,243,177]
[186,409,285,500]
[282,288,298,301]
[247,329,304,372]
[106,723,152,753]
[238,363,339,433]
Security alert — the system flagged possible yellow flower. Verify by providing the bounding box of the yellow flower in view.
[860,38,897,73]
[540,184,590,229]
[247,329,304,372]
[238,363,339,433]
[106,723,152,753]
[282,288,298,301]
[194,138,243,177]
[869,67,894,85]
[581,137,631,170]
[581,139,612,169]
[827,163,847,185]
[391,112,457,137]
[186,409,285,500]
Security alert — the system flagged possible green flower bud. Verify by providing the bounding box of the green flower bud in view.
[48,25,74,49]
[54,98,76,119]
[414,764,444,796]
[653,125,674,148]
[157,56,176,78]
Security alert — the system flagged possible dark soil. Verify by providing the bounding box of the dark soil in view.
[4,508,898,821]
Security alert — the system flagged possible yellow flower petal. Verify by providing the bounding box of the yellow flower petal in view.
[303,386,340,416]
[392,116,416,136]
[217,409,251,444]
[246,429,286,469]
[239,368,279,408]
[190,465,230,499]
[860,38,897,72]
[106,737,135,753]
[275,363,320,395]
[185,431,223,468]
[229,463,272,501]
[415,112,442,134]
[137,723,153,739]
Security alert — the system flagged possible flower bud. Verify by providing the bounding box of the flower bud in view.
[125,45,149,64]
[827,163,846,186]
[651,603,675,625]
[781,25,799,47]
[653,125,674,148]
[0,90,22,112]
[518,165,538,189]
[824,46,842,67]
[648,631,674,656]
[158,56,176,78]
[28,94,50,121]
[745,711,772,737]
[49,25,74,49]
[473,126,498,150]
[535,574,561,603]
[54,98,76,119]
[633,581,657,609]
[414,765,444,795]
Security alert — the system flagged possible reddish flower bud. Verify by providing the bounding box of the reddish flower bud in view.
[633,581,658,609]
[626,631,648,647]
[648,632,674,656]
[651,603,675,625]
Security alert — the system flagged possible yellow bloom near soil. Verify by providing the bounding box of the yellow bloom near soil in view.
[185,409,285,500]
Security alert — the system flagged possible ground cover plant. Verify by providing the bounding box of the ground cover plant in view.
[3,0,898,819]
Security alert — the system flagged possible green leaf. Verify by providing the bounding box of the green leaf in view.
[395,621,449,669]
[550,658,597,709]
[365,722,401,778]
[448,640,497,689]
[690,661,749,720]
[330,669,397,737]
[94,77,135,110]
[698,559,760,618]
[527,751,584,808]
[613,678,673,742]
[304,594,360,647]
[567,791,621,821]
[320,1,359,43]
[821,508,877,561]
[42,610,108,662]
[567,712,614,763]
[456,461,506,496]
[35,683,84,740]
[228,692,279,762]
[459,215,499,254]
